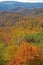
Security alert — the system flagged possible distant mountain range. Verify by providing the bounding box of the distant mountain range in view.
[0,1,43,17]
[0,1,43,11]
[0,1,43,27]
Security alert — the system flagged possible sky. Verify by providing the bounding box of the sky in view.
[0,0,43,2]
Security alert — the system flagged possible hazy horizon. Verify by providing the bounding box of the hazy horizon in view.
[0,0,43,3]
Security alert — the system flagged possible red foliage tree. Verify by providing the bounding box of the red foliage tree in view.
[4,36,11,44]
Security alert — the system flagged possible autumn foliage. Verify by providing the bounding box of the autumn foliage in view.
[8,42,43,65]
[0,12,43,65]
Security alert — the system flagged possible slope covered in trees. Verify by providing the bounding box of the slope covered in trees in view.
[0,11,43,65]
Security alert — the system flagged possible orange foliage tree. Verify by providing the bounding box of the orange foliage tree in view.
[8,42,43,65]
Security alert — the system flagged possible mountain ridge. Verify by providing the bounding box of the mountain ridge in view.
[0,1,43,11]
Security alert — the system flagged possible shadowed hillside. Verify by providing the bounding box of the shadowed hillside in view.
[9,8,43,16]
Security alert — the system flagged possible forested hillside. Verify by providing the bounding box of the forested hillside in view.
[0,2,43,65]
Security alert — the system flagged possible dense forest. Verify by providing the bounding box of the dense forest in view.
[0,7,43,65]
